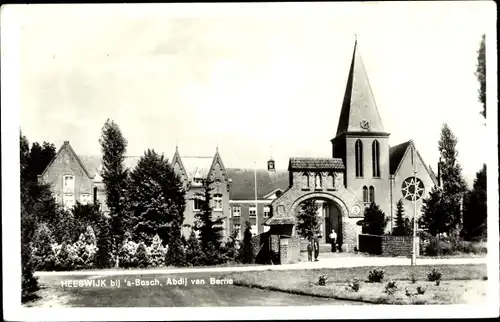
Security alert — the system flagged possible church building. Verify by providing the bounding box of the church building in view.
[39,40,438,250]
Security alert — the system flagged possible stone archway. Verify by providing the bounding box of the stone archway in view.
[290,192,348,245]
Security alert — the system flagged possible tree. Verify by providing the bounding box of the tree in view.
[127,149,186,246]
[475,34,486,118]
[238,221,255,264]
[99,119,129,266]
[361,202,388,235]
[392,199,409,236]
[26,141,56,182]
[148,234,167,267]
[30,223,56,271]
[95,216,114,269]
[165,232,187,267]
[295,199,320,239]
[20,131,31,184]
[462,164,487,240]
[135,242,150,268]
[420,186,453,236]
[438,123,468,231]
[194,179,224,264]
[185,230,204,266]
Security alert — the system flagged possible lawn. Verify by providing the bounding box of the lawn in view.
[26,272,359,307]
[228,264,488,305]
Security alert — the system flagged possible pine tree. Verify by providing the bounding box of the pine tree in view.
[99,119,129,266]
[194,179,224,264]
[135,242,150,268]
[148,234,167,267]
[165,232,187,267]
[26,141,56,182]
[238,221,255,264]
[185,230,204,266]
[392,199,407,236]
[462,164,487,240]
[437,123,468,232]
[20,131,31,184]
[127,149,186,246]
[361,202,388,236]
[95,216,114,269]
[296,199,320,239]
[420,186,453,236]
[30,223,56,271]
[475,34,486,118]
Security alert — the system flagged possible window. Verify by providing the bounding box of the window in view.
[362,186,368,203]
[315,173,322,189]
[302,173,309,188]
[63,193,75,210]
[249,206,256,218]
[369,186,375,203]
[355,140,363,177]
[234,224,242,240]
[232,206,241,217]
[80,193,91,205]
[251,224,257,236]
[263,206,270,218]
[193,198,203,211]
[63,175,75,193]
[213,194,222,211]
[327,173,335,189]
[372,140,380,177]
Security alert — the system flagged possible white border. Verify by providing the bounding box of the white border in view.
[2,2,499,321]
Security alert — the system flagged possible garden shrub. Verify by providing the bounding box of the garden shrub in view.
[30,223,56,271]
[409,273,417,284]
[427,268,442,282]
[317,275,328,286]
[416,286,427,295]
[368,269,385,283]
[345,279,361,292]
[384,281,398,295]
[118,240,139,268]
[53,241,77,271]
[148,234,167,267]
[135,242,150,268]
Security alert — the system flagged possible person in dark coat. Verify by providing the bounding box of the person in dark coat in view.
[313,236,320,261]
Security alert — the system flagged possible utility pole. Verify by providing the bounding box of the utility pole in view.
[254,160,258,236]
[411,146,418,266]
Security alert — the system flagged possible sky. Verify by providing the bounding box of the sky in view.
[8,2,495,187]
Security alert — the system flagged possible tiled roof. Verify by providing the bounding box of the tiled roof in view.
[288,157,344,170]
[181,156,214,181]
[79,155,101,178]
[389,141,411,175]
[336,40,386,136]
[263,216,295,226]
[225,168,289,200]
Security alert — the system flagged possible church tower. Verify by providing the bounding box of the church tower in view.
[331,39,391,216]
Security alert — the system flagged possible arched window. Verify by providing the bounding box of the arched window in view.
[369,186,375,203]
[372,140,380,177]
[355,140,363,177]
[93,187,98,204]
[327,173,335,189]
[302,173,309,188]
[213,194,223,211]
[315,173,322,188]
[362,186,368,203]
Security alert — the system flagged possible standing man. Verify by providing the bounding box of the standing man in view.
[329,229,337,252]
[313,235,320,261]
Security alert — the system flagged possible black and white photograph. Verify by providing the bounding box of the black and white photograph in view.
[1,1,498,321]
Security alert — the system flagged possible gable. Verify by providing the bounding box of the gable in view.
[41,141,91,179]
[393,142,438,187]
[389,141,411,175]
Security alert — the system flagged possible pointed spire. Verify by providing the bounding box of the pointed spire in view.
[335,38,386,136]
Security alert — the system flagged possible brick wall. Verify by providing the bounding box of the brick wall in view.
[279,236,300,264]
[359,234,418,257]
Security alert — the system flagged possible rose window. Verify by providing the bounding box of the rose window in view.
[401,177,425,201]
